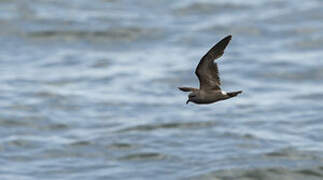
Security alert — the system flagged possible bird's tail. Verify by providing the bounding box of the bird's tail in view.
[227,90,243,97]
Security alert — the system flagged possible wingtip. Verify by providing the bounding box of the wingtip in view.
[178,87,195,92]
[227,90,243,97]
[178,87,185,91]
[217,35,232,48]
[225,35,232,40]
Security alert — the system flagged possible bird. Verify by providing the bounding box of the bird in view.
[178,35,242,104]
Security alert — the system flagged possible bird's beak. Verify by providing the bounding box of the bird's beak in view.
[186,99,190,104]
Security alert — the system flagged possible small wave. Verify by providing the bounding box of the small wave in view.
[119,152,167,161]
[68,140,92,147]
[40,123,69,131]
[117,121,217,132]
[254,65,323,82]
[296,169,322,177]
[26,26,163,42]
[173,2,248,15]
[292,38,323,50]
[294,93,323,101]
[221,131,256,140]
[107,143,137,150]
[91,58,112,69]
[0,117,31,127]
[265,147,318,160]
[191,167,323,180]
[204,24,263,37]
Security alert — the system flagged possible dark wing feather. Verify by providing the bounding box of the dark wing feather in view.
[195,35,232,91]
[178,87,198,92]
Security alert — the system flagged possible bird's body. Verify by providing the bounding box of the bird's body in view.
[178,35,242,104]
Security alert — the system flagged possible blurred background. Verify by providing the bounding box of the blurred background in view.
[1,0,323,179]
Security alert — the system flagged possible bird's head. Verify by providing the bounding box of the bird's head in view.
[186,92,197,104]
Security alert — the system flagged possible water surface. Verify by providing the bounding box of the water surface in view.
[1,0,323,179]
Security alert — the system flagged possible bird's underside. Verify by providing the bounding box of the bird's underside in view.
[178,35,242,104]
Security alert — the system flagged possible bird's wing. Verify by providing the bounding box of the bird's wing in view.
[195,35,232,91]
[178,87,198,92]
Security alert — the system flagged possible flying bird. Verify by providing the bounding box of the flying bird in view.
[178,35,242,104]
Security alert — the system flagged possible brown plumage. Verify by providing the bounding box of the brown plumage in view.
[178,35,242,104]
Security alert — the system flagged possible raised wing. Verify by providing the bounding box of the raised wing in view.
[195,35,232,91]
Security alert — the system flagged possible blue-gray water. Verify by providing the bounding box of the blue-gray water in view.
[1,0,323,179]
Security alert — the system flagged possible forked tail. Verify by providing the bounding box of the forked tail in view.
[227,90,243,97]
